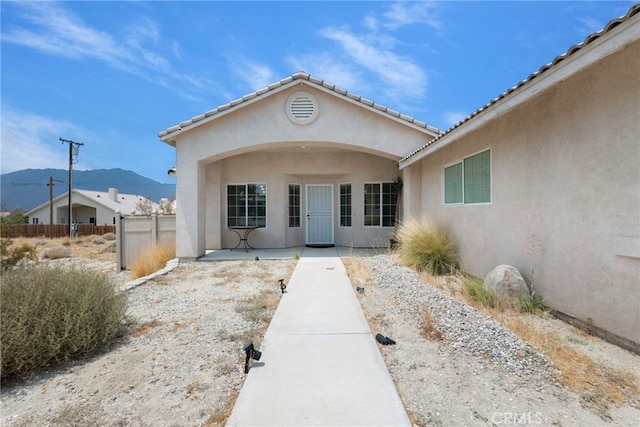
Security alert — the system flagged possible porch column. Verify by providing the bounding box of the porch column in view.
[176,157,206,259]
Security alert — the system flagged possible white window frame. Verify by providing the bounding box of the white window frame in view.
[443,148,492,206]
[339,183,352,228]
[363,182,396,227]
[226,183,268,228]
[288,183,301,228]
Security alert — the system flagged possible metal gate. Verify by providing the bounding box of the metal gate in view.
[306,184,333,246]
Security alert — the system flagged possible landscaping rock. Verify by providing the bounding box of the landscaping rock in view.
[483,264,529,298]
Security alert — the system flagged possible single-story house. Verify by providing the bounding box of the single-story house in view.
[27,187,159,226]
[159,5,639,348]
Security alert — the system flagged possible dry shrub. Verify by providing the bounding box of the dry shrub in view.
[342,257,374,289]
[1,265,127,383]
[1,238,37,270]
[131,320,164,338]
[420,306,444,341]
[396,218,460,276]
[41,245,72,260]
[130,242,176,279]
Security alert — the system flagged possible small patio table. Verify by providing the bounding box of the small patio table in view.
[229,226,259,252]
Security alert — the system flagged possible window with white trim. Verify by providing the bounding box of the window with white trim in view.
[444,149,491,205]
[340,183,351,227]
[227,184,267,227]
[364,182,397,226]
[289,184,301,228]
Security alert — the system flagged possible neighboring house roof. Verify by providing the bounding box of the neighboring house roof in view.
[26,189,159,216]
[158,71,442,144]
[75,189,159,214]
[400,3,640,165]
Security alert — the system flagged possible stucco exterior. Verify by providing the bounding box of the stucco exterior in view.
[401,12,640,345]
[161,79,438,258]
[161,6,639,347]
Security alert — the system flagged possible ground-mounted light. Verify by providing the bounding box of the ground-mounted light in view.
[243,341,262,374]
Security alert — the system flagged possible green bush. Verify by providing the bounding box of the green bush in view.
[396,218,460,275]
[1,265,127,383]
[462,275,500,309]
[516,292,548,314]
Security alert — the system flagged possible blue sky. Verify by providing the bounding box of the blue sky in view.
[1,1,635,184]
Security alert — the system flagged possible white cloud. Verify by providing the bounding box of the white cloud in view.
[319,27,426,101]
[230,57,277,91]
[286,53,362,91]
[0,107,89,174]
[383,1,441,31]
[1,2,201,99]
[442,111,469,128]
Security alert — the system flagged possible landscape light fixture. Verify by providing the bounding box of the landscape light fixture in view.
[279,279,287,294]
[242,341,262,374]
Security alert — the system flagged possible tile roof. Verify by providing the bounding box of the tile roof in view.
[26,189,159,216]
[75,189,159,214]
[158,71,442,140]
[400,3,640,164]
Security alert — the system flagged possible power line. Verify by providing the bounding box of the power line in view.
[60,138,85,238]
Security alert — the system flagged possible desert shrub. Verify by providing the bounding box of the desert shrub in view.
[102,232,116,241]
[1,238,37,270]
[1,265,127,383]
[396,218,460,275]
[41,246,72,260]
[92,238,106,245]
[129,242,176,279]
[461,275,500,309]
[102,242,117,254]
[516,292,548,314]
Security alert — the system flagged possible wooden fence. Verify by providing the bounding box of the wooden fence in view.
[0,224,116,239]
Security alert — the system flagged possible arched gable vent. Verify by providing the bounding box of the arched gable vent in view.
[286,92,319,124]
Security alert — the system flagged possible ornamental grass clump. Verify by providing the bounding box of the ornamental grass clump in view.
[1,265,127,383]
[129,242,176,279]
[396,218,460,276]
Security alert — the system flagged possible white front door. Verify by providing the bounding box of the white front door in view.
[306,184,334,245]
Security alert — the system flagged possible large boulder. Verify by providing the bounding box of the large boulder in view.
[483,265,529,298]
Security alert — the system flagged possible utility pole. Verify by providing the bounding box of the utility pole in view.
[60,138,84,238]
[48,177,63,238]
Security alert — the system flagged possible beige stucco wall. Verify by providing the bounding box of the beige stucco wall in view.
[407,38,640,344]
[204,151,400,249]
[172,83,434,258]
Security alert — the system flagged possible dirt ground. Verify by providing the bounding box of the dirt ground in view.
[1,237,639,426]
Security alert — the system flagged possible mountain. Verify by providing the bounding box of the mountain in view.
[1,168,176,211]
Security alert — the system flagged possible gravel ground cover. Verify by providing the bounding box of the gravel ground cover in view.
[1,243,639,426]
[353,255,640,426]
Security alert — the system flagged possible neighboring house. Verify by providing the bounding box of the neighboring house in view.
[159,6,639,347]
[26,187,159,226]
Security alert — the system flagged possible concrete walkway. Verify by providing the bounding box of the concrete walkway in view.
[226,247,411,427]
